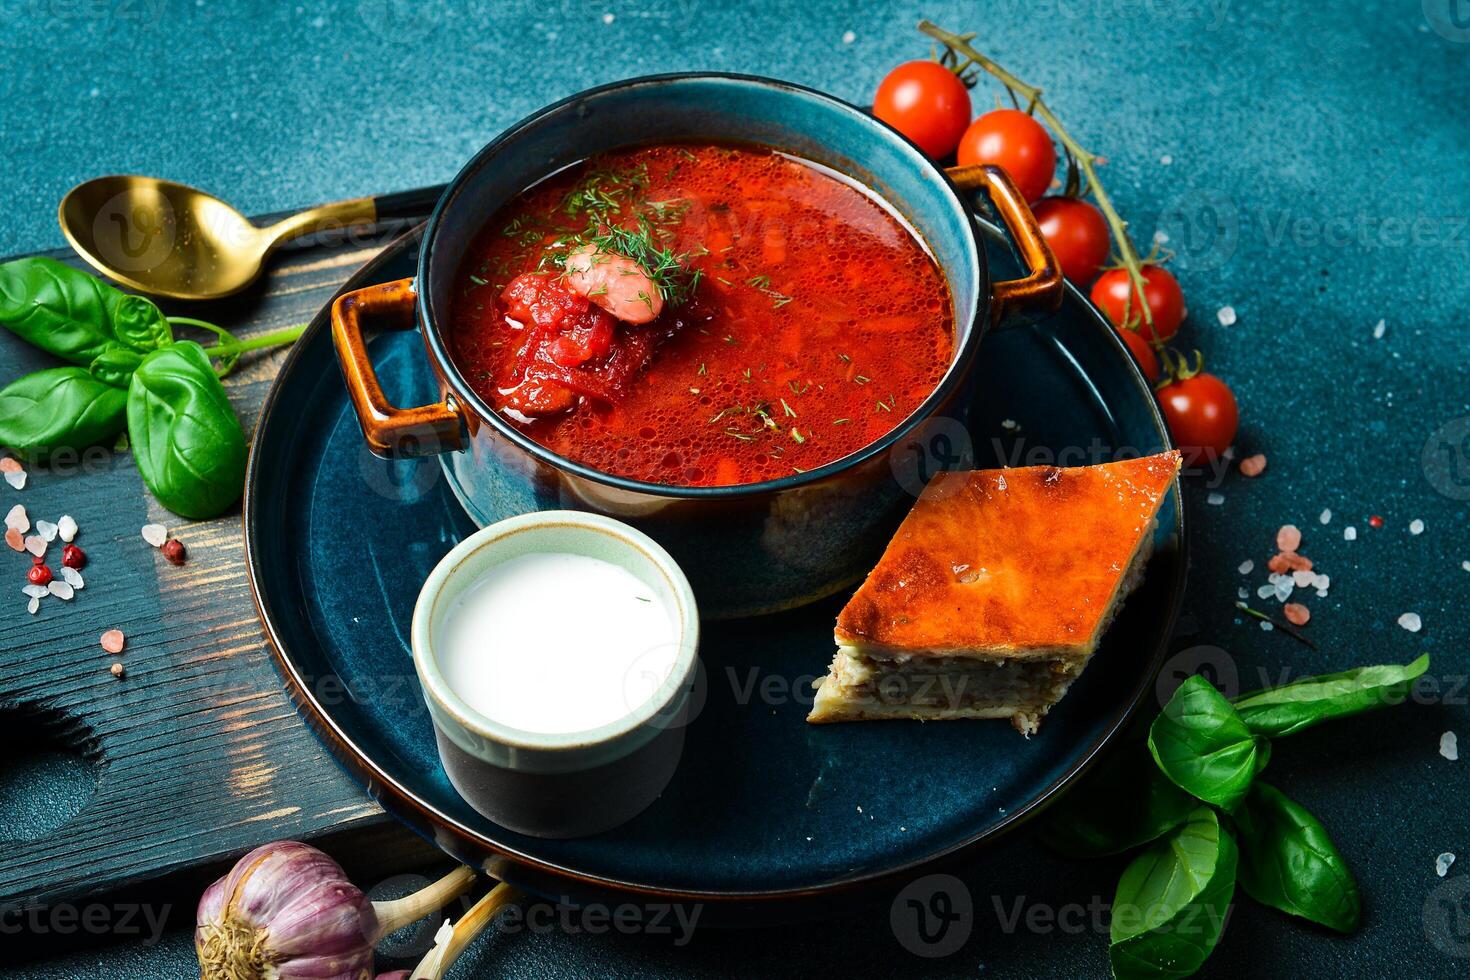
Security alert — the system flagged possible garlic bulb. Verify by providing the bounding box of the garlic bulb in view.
[196,841,475,980]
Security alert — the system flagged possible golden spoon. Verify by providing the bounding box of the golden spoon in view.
[58,176,441,301]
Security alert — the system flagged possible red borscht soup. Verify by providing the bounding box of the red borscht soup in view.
[448,143,953,487]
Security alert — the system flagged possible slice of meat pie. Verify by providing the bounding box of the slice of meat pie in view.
[808,451,1180,734]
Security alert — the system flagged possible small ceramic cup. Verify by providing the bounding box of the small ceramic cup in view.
[411,511,700,838]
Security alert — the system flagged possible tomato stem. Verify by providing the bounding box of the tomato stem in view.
[920,21,1160,342]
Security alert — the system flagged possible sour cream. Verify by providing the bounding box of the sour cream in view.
[437,552,680,735]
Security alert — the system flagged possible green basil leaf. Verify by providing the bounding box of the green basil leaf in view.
[90,348,144,388]
[1149,676,1264,811]
[1038,735,1195,858]
[1234,782,1360,933]
[0,257,171,365]
[0,367,128,460]
[1110,807,1237,979]
[1232,655,1430,737]
[111,291,173,351]
[126,341,246,519]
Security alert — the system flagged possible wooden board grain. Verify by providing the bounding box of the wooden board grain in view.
[0,220,437,910]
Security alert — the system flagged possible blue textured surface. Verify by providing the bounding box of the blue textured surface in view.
[7,0,1470,977]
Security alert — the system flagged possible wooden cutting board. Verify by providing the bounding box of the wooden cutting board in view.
[0,218,440,911]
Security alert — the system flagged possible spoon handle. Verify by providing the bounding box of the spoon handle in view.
[263,185,446,244]
[373,184,446,222]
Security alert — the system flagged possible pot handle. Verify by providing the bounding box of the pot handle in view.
[330,277,464,458]
[946,164,1064,329]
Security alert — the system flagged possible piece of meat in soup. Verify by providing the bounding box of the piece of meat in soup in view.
[562,243,664,325]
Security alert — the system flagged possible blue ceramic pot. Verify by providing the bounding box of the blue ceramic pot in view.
[331,73,1061,618]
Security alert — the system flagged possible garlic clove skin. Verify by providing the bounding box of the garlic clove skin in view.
[196,841,377,980]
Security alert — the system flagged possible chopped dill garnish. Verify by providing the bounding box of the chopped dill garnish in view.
[837,352,851,363]
[697,362,706,375]
[501,215,546,242]
[644,198,691,224]
[875,400,891,412]
[854,375,871,384]
[770,293,793,308]
[780,398,797,418]
[560,162,649,221]
[725,429,755,441]
[574,218,703,307]
[708,406,741,424]
[746,275,771,289]
[832,418,850,425]
[790,427,806,443]
[468,275,488,286]
[539,160,702,308]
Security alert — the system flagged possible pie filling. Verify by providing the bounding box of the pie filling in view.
[824,648,1081,712]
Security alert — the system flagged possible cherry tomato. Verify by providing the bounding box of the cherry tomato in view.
[1157,372,1238,468]
[1090,265,1186,343]
[872,61,972,160]
[956,109,1056,203]
[1116,327,1159,380]
[1033,197,1110,284]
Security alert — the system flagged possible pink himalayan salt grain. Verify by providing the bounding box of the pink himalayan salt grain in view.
[100,629,125,654]
[1268,552,1314,574]
[1238,454,1267,477]
[1283,603,1311,626]
[0,458,20,473]
[5,528,22,552]
[1277,524,1302,551]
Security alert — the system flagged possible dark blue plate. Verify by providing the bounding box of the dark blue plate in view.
[245,220,1185,914]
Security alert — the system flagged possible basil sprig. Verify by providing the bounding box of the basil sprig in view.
[1042,655,1427,978]
[0,258,302,515]
[1110,807,1237,980]
[1149,676,1268,811]
[127,342,248,519]
[1234,782,1360,933]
